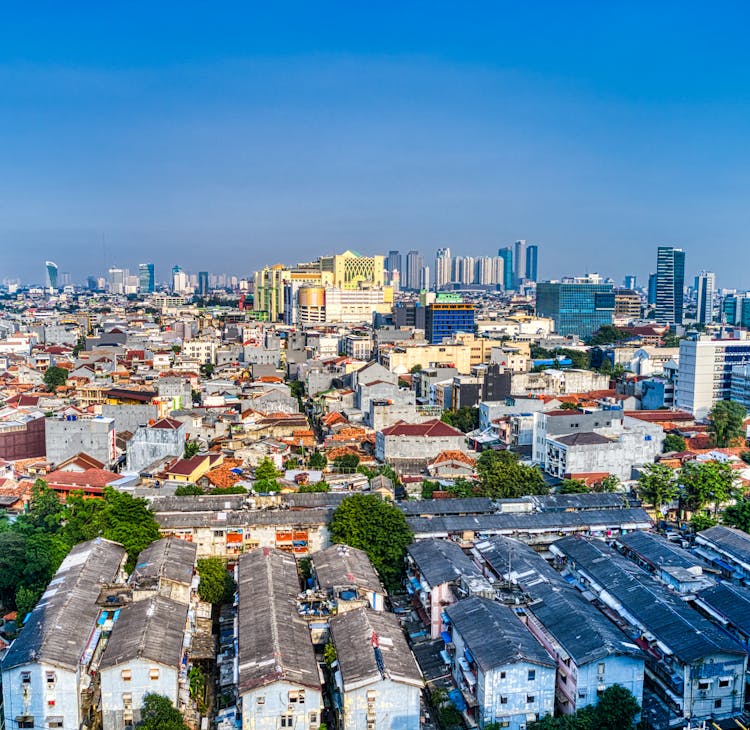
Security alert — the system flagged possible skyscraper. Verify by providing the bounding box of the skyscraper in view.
[647,273,657,306]
[172,265,189,294]
[45,261,58,290]
[198,271,209,297]
[138,263,155,294]
[696,271,716,325]
[513,239,526,288]
[498,247,513,290]
[386,250,402,284]
[536,277,615,339]
[525,244,538,282]
[624,275,637,290]
[419,265,430,291]
[405,250,423,290]
[108,267,125,295]
[435,248,452,290]
[655,246,686,324]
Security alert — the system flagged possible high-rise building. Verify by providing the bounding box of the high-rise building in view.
[108,267,126,295]
[386,250,402,284]
[624,275,637,290]
[723,293,750,327]
[405,250,423,290]
[198,271,209,297]
[647,273,657,306]
[419,265,430,291]
[425,302,475,344]
[45,260,58,290]
[525,244,538,282]
[435,248,452,290]
[535,277,615,339]
[138,263,155,294]
[171,265,189,294]
[696,271,715,326]
[675,334,750,418]
[498,247,513,290]
[513,240,526,288]
[655,246,686,324]
[319,250,385,289]
[87,276,98,291]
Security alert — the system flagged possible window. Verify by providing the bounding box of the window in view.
[367,690,377,701]
[500,671,506,679]
[18,721,35,729]
[280,715,294,728]
[528,669,536,681]
[309,712,318,726]
[149,668,160,681]
[698,681,710,690]
[122,693,133,707]
[527,695,535,704]
[121,669,132,681]
[715,699,722,709]
[21,671,32,684]
[257,697,266,705]
[719,679,731,688]
[500,696,508,705]
[48,721,63,729]
[597,662,605,675]
[288,690,305,704]
[45,672,56,686]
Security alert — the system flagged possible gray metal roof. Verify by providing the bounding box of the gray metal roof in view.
[237,548,320,694]
[530,492,634,512]
[696,583,750,637]
[312,544,383,596]
[406,539,484,587]
[697,525,750,567]
[151,492,348,514]
[130,537,197,591]
[400,498,496,517]
[553,536,744,664]
[155,507,333,529]
[407,507,652,538]
[614,531,704,572]
[446,597,555,672]
[2,538,126,671]
[477,537,642,666]
[99,595,188,670]
[552,432,613,446]
[330,608,423,690]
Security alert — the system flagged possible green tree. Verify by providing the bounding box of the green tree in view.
[0,531,28,607]
[559,402,580,411]
[663,433,686,453]
[308,450,327,470]
[475,450,548,499]
[298,481,330,493]
[254,478,281,493]
[707,400,747,447]
[199,362,215,378]
[174,484,206,496]
[213,485,248,495]
[15,585,41,623]
[137,693,189,730]
[441,406,480,433]
[559,479,589,494]
[17,479,61,532]
[446,477,477,498]
[680,460,738,515]
[590,684,640,729]
[409,364,423,374]
[330,494,413,591]
[183,440,200,459]
[592,474,621,493]
[421,480,440,499]
[254,457,281,481]
[333,453,360,471]
[723,496,750,532]
[43,365,68,391]
[690,511,718,532]
[587,325,631,346]
[197,557,235,604]
[637,463,678,512]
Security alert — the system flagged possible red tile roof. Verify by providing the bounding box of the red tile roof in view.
[380,419,464,438]
[150,417,183,430]
[45,468,120,489]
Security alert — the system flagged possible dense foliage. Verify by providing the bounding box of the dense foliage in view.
[196,557,236,604]
[330,494,412,590]
[0,480,161,619]
[528,685,640,730]
[475,450,548,498]
[43,365,68,390]
[136,693,189,730]
[440,406,480,433]
[663,433,687,453]
[707,400,747,447]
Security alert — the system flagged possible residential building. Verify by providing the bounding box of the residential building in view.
[694,525,750,585]
[552,536,747,722]
[126,417,186,473]
[312,544,386,612]
[435,248,452,290]
[99,595,189,730]
[1,539,127,730]
[329,608,423,730]
[475,537,645,715]
[405,251,423,291]
[445,597,556,729]
[535,278,615,339]
[654,246,686,324]
[675,333,750,419]
[45,414,116,467]
[237,548,323,730]
[128,537,197,605]
[375,419,466,470]
[405,539,493,638]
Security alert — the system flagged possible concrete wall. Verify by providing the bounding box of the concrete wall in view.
[240,680,323,730]
[45,416,115,466]
[126,422,186,472]
[102,404,159,436]
[341,679,421,730]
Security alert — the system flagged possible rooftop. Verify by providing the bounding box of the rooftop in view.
[406,538,485,587]
[312,544,383,596]
[130,537,197,591]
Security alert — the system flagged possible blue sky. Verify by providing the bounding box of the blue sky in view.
[1,2,749,287]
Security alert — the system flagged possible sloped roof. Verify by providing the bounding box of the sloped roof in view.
[380,419,463,438]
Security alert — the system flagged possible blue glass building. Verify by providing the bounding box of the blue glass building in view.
[425,303,475,344]
[535,281,615,339]
[498,247,513,291]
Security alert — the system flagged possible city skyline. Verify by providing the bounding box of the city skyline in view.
[1,4,750,285]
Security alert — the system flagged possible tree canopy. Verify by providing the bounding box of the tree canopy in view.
[136,693,189,730]
[475,450,548,499]
[254,457,281,481]
[43,365,68,391]
[663,433,686,453]
[333,453,360,471]
[441,406,480,433]
[637,463,678,512]
[528,685,640,730]
[196,557,235,604]
[330,494,412,591]
[722,496,750,532]
[680,460,739,515]
[586,325,632,346]
[308,450,327,470]
[707,400,747,447]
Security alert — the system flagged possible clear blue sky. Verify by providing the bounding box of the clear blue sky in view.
[1,1,749,288]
